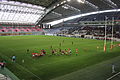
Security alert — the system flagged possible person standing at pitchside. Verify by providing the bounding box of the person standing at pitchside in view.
[12,55,16,62]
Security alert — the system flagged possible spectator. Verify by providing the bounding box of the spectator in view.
[12,55,16,62]
[112,64,116,73]
[0,60,6,69]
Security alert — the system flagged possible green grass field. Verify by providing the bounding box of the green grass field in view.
[0,35,120,80]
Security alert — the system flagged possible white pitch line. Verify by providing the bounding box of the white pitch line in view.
[16,63,42,80]
[106,72,120,80]
[0,51,42,80]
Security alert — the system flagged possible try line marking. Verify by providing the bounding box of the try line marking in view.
[106,72,120,80]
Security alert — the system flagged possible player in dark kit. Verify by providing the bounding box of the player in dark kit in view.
[72,41,74,45]
[51,49,55,55]
[27,49,29,53]
[59,43,61,47]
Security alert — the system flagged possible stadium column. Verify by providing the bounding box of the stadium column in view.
[104,16,107,52]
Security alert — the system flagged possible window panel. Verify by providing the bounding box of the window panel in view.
[7,5,11,10]
[10,13,15,20]
[23,7,28,12]
[27,14,34,22]
[4,5,8,9]
[30,14,36,23]
[20,13,26,21]
[1,4,4,9]
[0,3,45,24]
[0,11,4,20]
[15,13,22,21]
[12,13,20,21]
[25,14,30,22]
[33,15,40,23]
[18,13,23,22]
[1,12,7,20]
[4,12,10,20]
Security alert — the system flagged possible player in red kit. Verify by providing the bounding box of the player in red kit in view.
[76,48,78,56]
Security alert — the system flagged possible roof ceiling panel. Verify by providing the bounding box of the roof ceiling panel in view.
[1,0,120,25]
[86,0,114,10]
[54,6,80,17]
[0,0,45,24]
[111,0,120,7]
[11,0,59,7]
[68,2,95,13]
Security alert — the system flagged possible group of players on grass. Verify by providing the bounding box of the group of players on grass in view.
[0,48,78,69]
[32,49,46,57]
[31,48,79,58]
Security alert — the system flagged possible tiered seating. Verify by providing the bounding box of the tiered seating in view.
[26,27,32,32]
[1,27,7,32]
[20,27,27,32]
[0,74,7,80]
[0,27,43,33]
[14,28,21,32]
[54,26,120,39]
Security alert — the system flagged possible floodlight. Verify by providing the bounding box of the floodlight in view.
[57,4,60,6]
[67,0,71,2]
[63,1,67,3]
[77,0,85,3]
[53,6,56,8]
[61,2,64,4]
[62,5,69,9]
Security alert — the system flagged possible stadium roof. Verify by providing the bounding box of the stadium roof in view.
[0,0,120,25]
[12,0,59,8]
[0,0,46,25]
[41,0,120,26]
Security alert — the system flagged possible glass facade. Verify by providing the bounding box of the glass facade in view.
[0,0,45,24]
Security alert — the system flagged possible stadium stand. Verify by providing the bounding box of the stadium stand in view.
[48,26,120,41]
[0,26,44,36]
[0,73,11,80]
[1,0,120,80]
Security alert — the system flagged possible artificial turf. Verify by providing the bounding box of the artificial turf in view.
[0,35,120,80]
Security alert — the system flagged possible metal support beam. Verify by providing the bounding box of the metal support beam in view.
[36,0,66,25]
[85,0,99,10]
[100,0,118,8]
